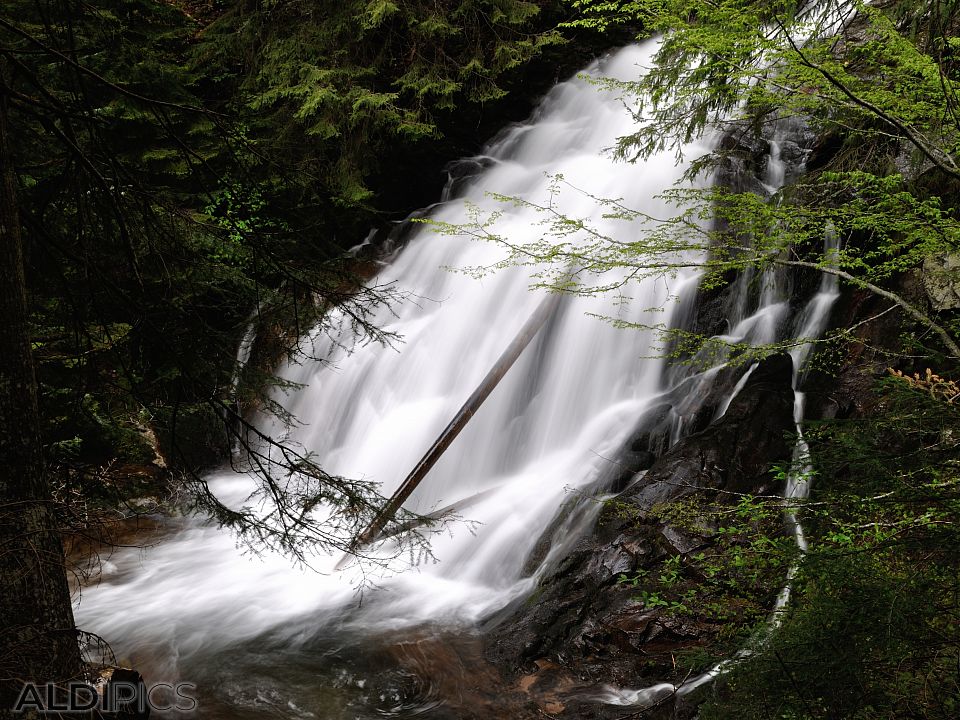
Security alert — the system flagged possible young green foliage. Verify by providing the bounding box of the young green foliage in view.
[427,0,960,360]
[699,374,960,719]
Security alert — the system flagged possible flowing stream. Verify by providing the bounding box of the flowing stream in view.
[74,40,837,718]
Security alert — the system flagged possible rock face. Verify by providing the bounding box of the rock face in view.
[479,114,880,717]
[801,273,920,424]
[484,354,796,692]
[922,254,960,311]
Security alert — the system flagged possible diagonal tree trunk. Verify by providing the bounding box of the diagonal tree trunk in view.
[0,73,83,713]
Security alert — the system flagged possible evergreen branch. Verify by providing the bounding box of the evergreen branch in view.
[0,16,224,118]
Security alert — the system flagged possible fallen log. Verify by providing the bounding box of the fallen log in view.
[335,290,564,570]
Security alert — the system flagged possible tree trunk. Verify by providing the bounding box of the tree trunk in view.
[0,76,83,713]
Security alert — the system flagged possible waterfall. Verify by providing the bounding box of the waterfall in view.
[599,230,842,708]
[73,40,835,718]
[599,113,842,713]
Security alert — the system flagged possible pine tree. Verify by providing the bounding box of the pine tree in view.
[0,65,83,713]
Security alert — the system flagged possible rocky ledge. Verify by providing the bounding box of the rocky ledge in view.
[483,354,797,717]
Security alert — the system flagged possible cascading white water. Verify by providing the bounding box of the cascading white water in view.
[72,38,835,718]
[599,114,843,713]
[74,41,716,714]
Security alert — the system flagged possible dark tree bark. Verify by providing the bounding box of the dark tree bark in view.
[0,75,83,713]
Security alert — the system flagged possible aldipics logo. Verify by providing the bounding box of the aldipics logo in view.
[12,677,198,715]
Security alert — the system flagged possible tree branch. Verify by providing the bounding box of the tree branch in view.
[775,16,960,180]
[774,258,960,358]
